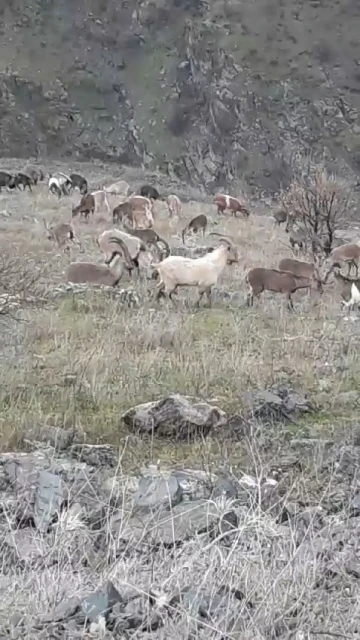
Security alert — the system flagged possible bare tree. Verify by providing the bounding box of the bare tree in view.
[280,163,354,258]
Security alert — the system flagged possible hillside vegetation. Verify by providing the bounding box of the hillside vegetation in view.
[0,0,360,191]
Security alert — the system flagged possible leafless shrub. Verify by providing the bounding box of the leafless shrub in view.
[281,163,354,258]
[0,252,41,319]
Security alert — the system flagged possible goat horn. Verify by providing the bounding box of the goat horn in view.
[208,232,233,245]
[107,236,134,268]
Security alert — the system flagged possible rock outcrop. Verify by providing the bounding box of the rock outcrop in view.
[0,0,360,192]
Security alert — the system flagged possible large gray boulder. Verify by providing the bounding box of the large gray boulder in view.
[122,393,227,438]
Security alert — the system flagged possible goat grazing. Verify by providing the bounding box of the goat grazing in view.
[153,236,238,307]
[70,173,88,195]
[0,171,16,191]
[166,194,182,217]
[122,222,170,258]
[214,194,249,217]
[48,172,72,198]
[327,242,360,277]
[182,214,207,244]
[140,184,160,200]
[246,268,314,310]
[22,166,44,185]
[103,180,130,197]
[66,237,132,286]
[278,258,323,292]
[273,209,287,226]
[113,201,132,224]
[43,220,82,252]
[129,196,154,229]
[14,172,33,191]
[72,193,95,220]
[97,228,147,276]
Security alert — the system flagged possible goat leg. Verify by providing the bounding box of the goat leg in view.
[287,293,294,311]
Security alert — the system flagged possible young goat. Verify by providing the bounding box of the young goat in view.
[166,194,182,217]
[70,173,88,195]
[65,237,132,286]
[43,220,82,253]
[153,237,238,308]
[328,242,360,277]
[278,258,323,293]
[122,222,170,258]
[72,194,95,220]
[246,268,315,310]
[214,194,249,217]
[181,214,207,244]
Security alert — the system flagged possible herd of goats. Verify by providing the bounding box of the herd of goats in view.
[1,166,360,312]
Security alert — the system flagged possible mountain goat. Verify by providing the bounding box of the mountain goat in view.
[153,236,238,308]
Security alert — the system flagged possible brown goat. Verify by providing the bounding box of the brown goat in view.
[123,222,170,258]
[43,220,82,253]
[113,201,132,224]
[181,214,207,244]
[72,194,95,220]
[214,194,249,217]
[246,268,314,310]
[328,242,360,277]
[278,258,323,293]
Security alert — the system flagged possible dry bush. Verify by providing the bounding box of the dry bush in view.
[281,163,354,257]
[0,251,43,319]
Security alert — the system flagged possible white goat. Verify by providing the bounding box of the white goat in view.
[48,172,72,198]
[166,194,182,217]
[103,180,130,196]
[153,237,237,307]
[91,190,111,214]
[343,282,360,311]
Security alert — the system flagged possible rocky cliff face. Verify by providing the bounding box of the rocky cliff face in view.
[0,0,360,192]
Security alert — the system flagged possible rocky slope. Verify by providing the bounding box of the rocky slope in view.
[0,0,360,192]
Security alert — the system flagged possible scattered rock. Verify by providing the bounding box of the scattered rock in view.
[244,383,313,423]
[81,580,123,624]
[122,393,227,438]
[133,474,183,512]
[34,470,64,532]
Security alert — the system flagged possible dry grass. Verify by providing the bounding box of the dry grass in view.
[0,166,360,638]
[0,169,359,464]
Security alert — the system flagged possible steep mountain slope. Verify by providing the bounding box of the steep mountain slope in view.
[0,0,360,192]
